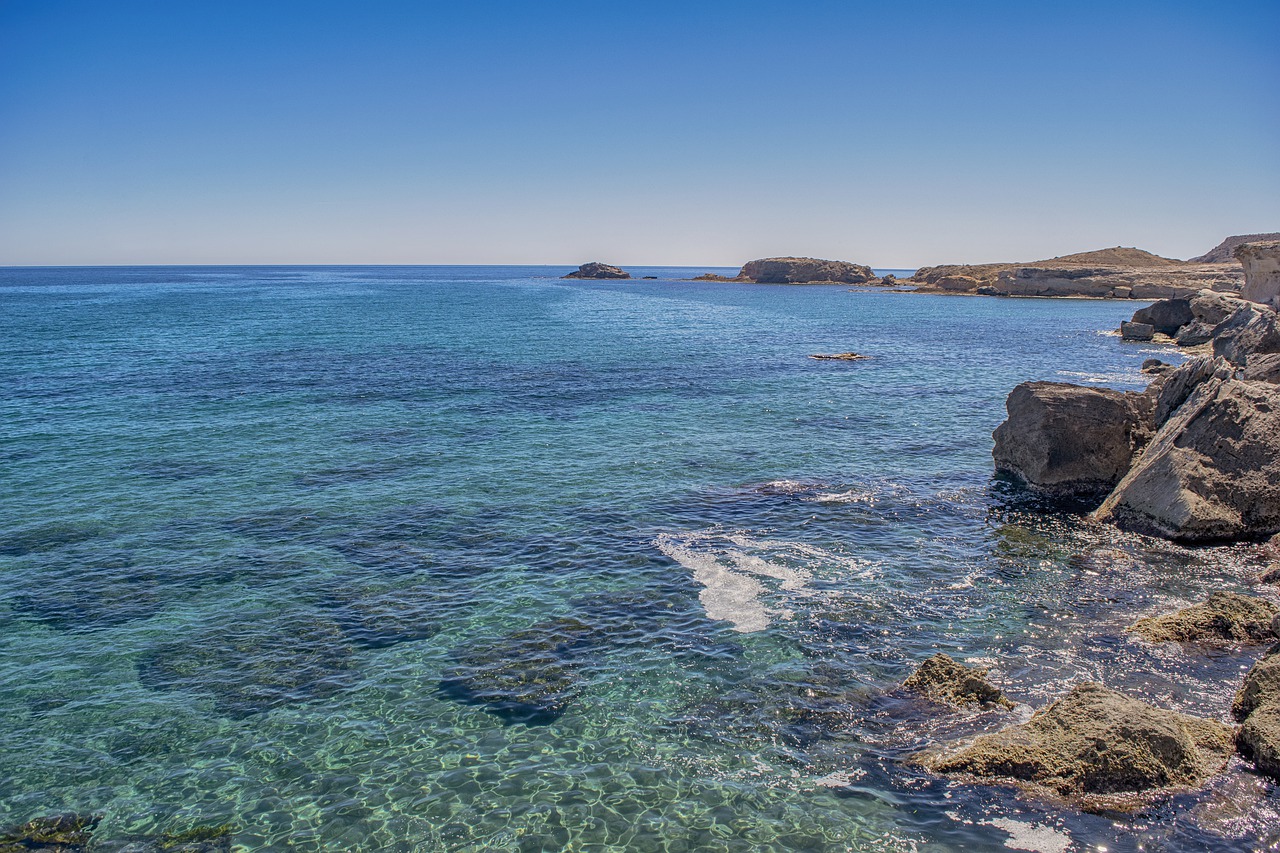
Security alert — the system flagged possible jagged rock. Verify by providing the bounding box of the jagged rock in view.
[1191,233,1280,264]
[1244,352,1280,384]
[0,813,101,852]
[1150,355,1231,427]
[737,257,876,285]
[1129,591,1278,644]
[1141,359,1173,375]
[1132,298,1193,335]
[924,683,1233,806]
[1093,374,1280,542]
[1236,241,1280,309]
[1212,302,1280,366]
[563,262,631,280]
[1176,321,1217,347]
[901,653,1014,709]
[1120,321,1155,341]
[992,382,1148,497]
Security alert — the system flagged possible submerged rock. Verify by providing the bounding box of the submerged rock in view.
[901,653,1014,709]
[992,382,1148,497]
[562,262,631,280]
[738,257,876,285]
[137,611,355,717]
[0,813,101,851]
[322,583,447,649]
[439,616,600,725]
[1093,374,1280,542]
[101,824,234,853]
[1129,591,1278,644]
[924,683,1233,808]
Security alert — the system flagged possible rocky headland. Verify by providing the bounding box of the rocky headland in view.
[942,240,1280,805]
[563,262,631,280]
[693,256,877,285]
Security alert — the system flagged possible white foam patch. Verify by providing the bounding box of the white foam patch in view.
[983,818,1075,853]
[656,534,772,633]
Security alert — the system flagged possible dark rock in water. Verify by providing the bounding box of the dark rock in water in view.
[1237,703,1280,780]
[1129,591,1278,644]
[1120,321,1155,341]
[1233,642,1280,721]
[924,683,1233,808]
[0,812,101,851]
[1244,351,1280,384]
[562,262,630,280]
[977,284,1000,296]
[992,382,1148,498]
[1132,298,1193,335]
[137,611,355,717]
[738,257,876,285]
[101,824,234,853]
[641,275,658,279]
[1093,372,1280,542]
[14,551,170,631]
[1141,358,1173,375]
[901,653,1014,709]
[439,616,601,725]
[808,352,868,361]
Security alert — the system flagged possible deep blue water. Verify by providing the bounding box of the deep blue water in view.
[1,266,1276,851]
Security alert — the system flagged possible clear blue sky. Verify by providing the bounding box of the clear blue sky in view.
[1,0,1276,266]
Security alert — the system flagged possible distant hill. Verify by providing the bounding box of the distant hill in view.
[1190,233,1280,264]
[1030,247,1182,268]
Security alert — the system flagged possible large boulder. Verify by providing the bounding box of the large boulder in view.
[1212,302,1280,366]
[901,653,1014,709]
[923,683,1233,804]
[1190,289,1248,326]
[1120,321,1155,341]
[1235,241,1280,309]
[1129,591,1278,644]
[1093,374,1280,542]
[1132,298,1193,335]
[563,262,631,280]
[737,257,876,284]
[992,382,1149,497]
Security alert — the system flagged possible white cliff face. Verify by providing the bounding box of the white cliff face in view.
[1236,241,1280,309]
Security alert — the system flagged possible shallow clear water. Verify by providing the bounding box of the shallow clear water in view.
[1,265,1275,851]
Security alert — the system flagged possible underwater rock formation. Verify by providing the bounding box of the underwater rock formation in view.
[901,653,1014,709]
[1128,591,1278,644]
[0,813,101,852]
[924,683,1233,809]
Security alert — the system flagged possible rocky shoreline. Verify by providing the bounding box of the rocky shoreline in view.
[906,241,1280,813]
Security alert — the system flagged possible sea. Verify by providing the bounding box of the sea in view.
[1,265,1276,852]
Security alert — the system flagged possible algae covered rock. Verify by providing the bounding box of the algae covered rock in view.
[1237,703,1280,780]
[1129,591,1278,644]
[901,653,1014,709]
[137,610,355,717]
[0,812,101,851]
[992,382,1147,497]
[1233,645,1280,720]
[924,683,1233,807]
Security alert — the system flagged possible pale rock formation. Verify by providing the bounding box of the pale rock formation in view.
[1236,241,1280,310]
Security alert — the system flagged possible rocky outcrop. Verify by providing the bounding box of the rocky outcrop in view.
[1132,298,1193,335]
[1235,241,1280,309]
[1232,637,1280,779]
[992,382,1150,497]
[1212,301,1280,366]
[1191,233,1280,264]
[901,653,1014,709]
[1092,370,1280,542]
[1129,591,1278,644]
[563,262,631,280]
[739,257,877,285]
[910,247,1243,299]
[923,683,1233,807]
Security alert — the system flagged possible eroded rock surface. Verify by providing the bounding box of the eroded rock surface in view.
[1232,639,1280,780]
[924,683,1233,807]
[1129,591,1278,644]
[992,382,1149,497]
[901,653,1014,709]
[1236,241,1280,309]
[739,257,877,284]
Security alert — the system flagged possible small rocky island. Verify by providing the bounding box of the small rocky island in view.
[562,262,631,280]
[694,256,878,285]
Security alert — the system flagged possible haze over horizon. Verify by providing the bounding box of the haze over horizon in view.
[1,0,1277,268]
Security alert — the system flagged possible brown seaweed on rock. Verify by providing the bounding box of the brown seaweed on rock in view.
[1129,591,1278,644]
[0,813,101,852]
[901,653,1015,710]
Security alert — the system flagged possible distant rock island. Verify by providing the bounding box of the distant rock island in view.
[563,262,631,280]
[908,244,1244,299]
[693,257,876,285]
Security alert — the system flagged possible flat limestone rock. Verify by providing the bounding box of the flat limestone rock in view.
[563,262,631,280]
[1092,375,1280,542]
[992,382,1147,497]
[1129,591,1278,644]
[924,683,1234,809]
[901,653,1014,709]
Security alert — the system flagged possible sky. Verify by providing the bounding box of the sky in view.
[0,0,1277,267]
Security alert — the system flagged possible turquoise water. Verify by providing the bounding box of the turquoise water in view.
[1,266,1275,851]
